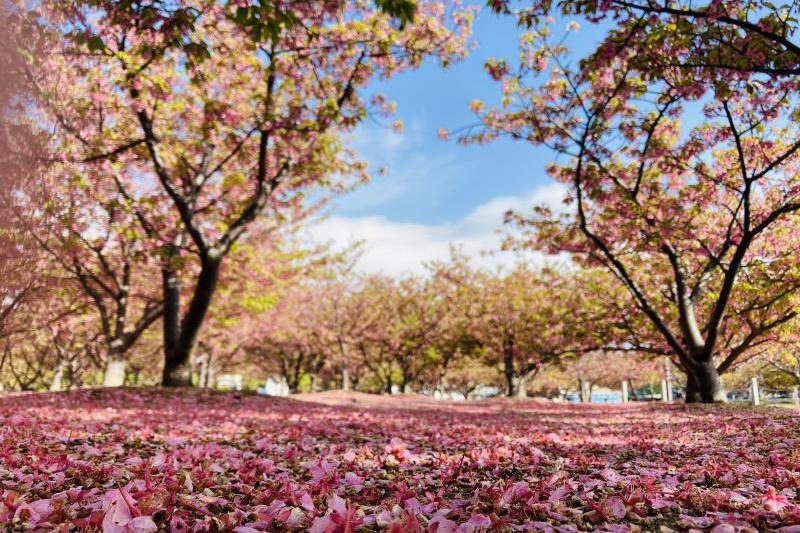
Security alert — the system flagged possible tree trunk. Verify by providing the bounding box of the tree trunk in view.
[515,367,538,399]
[103,348,127,387]
[287,371,300,394]
[503,334,515,397]
[579,378,591,403]
[436,370,448,396]
[50,360,67,391]
[126,365,141,387]
[684,372,701,402]
[206,358,217,389]
[342,365,350,392]
[685,359,726,403]
[339,340,350,391]
[515,374,528,398]
[161,267,182,383]
[162,258,221,387]
[627,380,639,401]
[198,355,208,388]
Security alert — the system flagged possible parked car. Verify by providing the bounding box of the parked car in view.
[727,391,749,402]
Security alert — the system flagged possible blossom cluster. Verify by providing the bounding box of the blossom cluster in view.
[1,389,798,531]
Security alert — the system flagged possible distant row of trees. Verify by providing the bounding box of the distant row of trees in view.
[6,239,798,397]
[246,253,800,398]
[248,254,603,396]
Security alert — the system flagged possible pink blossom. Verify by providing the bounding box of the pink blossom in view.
[762,486,792,512]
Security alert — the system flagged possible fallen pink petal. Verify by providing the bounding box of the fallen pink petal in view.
[0,389,797,530]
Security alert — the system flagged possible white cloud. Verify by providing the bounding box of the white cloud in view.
[308,182,568,277]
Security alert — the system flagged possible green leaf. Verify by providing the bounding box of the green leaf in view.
[87,36,105,53]
[376,0,418,28]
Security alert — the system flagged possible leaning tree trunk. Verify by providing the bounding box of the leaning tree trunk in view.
[685,358,726,403]
[162,258,221,387]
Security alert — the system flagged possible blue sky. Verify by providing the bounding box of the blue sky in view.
[311,7,594,275]
[337,11,548,225]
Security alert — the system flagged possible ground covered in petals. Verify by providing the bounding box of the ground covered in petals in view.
[0,389,799,532]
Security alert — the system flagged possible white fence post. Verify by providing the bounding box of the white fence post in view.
[660,380,668,402]
[621,381,629,403]
[792,386,799,406]
[750,377,760,406]
[664,359,673,402]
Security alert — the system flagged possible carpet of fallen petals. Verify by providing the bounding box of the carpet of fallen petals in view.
[0,389,799,532]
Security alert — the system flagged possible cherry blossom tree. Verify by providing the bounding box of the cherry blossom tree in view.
[20,0,472,386]
[346,276,402,394]
[315,273,450,395]
[573,352,664,401]
[757,335,800,388]
[425,252,485,393]
[0,235,40,348]
[311,263,383,392]
[444,357,502,399]
[3,5,164,385]
[476,265,618,397]
[532,351,664,400]
[245,285,330,393]
[0,289,105,391]
[474,9,800,402]
[28,182,165,386]
[519,0,800,80]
